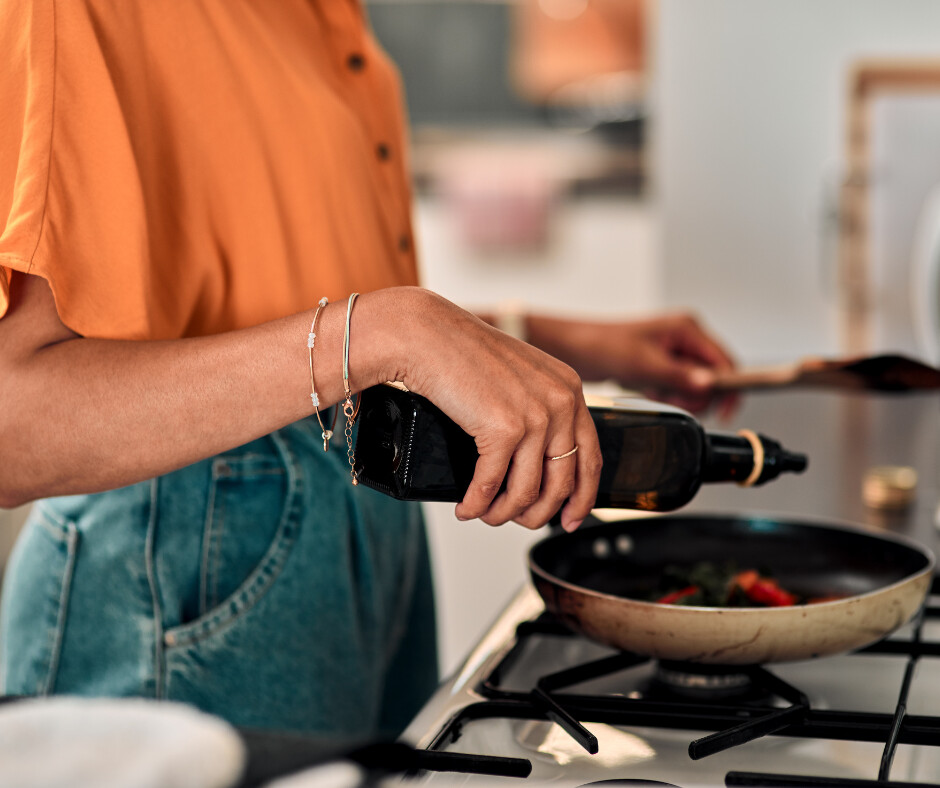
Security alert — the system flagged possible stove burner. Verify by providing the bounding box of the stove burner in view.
[652,661,754,700]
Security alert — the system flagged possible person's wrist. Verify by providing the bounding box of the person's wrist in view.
[346,287,419,393]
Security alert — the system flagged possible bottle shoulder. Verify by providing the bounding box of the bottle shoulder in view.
[585,394,696,421]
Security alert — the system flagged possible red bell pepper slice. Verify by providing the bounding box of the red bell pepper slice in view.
[732,571,797,606]
[656,585,700,605]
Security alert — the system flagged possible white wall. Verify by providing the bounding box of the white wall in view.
[416,193,660,318]
[653,0,940,364]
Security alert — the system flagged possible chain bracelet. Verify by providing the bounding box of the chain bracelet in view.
[344,398,358,485]
[342,293,361,485]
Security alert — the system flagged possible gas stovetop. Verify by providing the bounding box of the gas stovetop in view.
[402,392,940,787]
[400,578,940,787]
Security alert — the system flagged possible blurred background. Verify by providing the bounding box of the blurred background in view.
[4,0,940,679]
[367,0,940,676]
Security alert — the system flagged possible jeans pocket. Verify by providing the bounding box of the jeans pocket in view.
[0,504,79,695]
[163,440,300,648]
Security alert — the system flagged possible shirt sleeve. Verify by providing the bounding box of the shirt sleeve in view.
[0,0,156,339]
[0,0,55,319]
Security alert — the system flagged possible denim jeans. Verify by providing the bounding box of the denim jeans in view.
[0,417,438,738]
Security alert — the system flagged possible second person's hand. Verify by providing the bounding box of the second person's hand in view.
[526,311,740,420]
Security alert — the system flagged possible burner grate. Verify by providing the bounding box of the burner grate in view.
[419,584,940,786]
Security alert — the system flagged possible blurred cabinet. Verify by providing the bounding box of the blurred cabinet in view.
[367,1,543,129]
[367,0,646,138]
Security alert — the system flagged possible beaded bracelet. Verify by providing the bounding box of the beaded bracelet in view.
[307,297,337,452]
[342,292,361,485]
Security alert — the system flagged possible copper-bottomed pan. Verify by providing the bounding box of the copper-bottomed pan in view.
[529,514,935,665]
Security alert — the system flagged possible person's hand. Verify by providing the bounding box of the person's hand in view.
[526,312,739,418]
[358,288,602,532]
[604,314,739,418]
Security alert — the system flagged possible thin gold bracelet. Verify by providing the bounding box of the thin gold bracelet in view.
[342,292,361,485]
[308,297,338,452]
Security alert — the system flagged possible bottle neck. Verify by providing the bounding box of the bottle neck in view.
[703,431,808,487]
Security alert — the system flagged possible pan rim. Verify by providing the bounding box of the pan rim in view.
[528,510,936,614]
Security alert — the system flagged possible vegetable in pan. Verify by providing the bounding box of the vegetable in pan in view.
[652,561,844,607]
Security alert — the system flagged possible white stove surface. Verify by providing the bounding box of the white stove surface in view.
[421,719,911,786]
[401,585,940,787]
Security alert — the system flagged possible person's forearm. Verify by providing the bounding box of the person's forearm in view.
[0,293,393,506]
[523,314,600,376]
[477,309,602,380]
[2,281,601,531]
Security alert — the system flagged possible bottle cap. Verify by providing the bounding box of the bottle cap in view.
[862,466,918,510]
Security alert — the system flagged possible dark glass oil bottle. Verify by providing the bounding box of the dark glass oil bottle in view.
[353,384,807,511]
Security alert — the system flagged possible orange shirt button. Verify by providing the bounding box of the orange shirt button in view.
[347,53,366,71]
[376,142,391,161]
[398,235,411,253]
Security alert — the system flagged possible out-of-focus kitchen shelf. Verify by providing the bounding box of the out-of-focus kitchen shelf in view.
[409,127,645,198]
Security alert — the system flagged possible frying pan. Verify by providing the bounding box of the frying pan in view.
[529,514,934,665]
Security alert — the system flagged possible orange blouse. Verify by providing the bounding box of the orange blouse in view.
[0,0,419,340]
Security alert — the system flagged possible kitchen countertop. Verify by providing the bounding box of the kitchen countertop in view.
[687,389,940,556]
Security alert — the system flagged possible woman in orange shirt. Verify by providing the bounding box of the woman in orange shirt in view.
[0,0,733,736]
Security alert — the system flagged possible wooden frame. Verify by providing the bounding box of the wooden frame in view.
[839,60,940,353]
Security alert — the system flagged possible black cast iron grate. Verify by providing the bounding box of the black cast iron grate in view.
[420,576,940,787]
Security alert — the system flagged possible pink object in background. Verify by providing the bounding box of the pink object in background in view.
[437,150,561,254]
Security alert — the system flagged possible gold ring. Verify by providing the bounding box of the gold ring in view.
[547,445,578,461]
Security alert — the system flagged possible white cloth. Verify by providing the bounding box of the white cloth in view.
[264,762,364,788]
[0,697,245,788]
